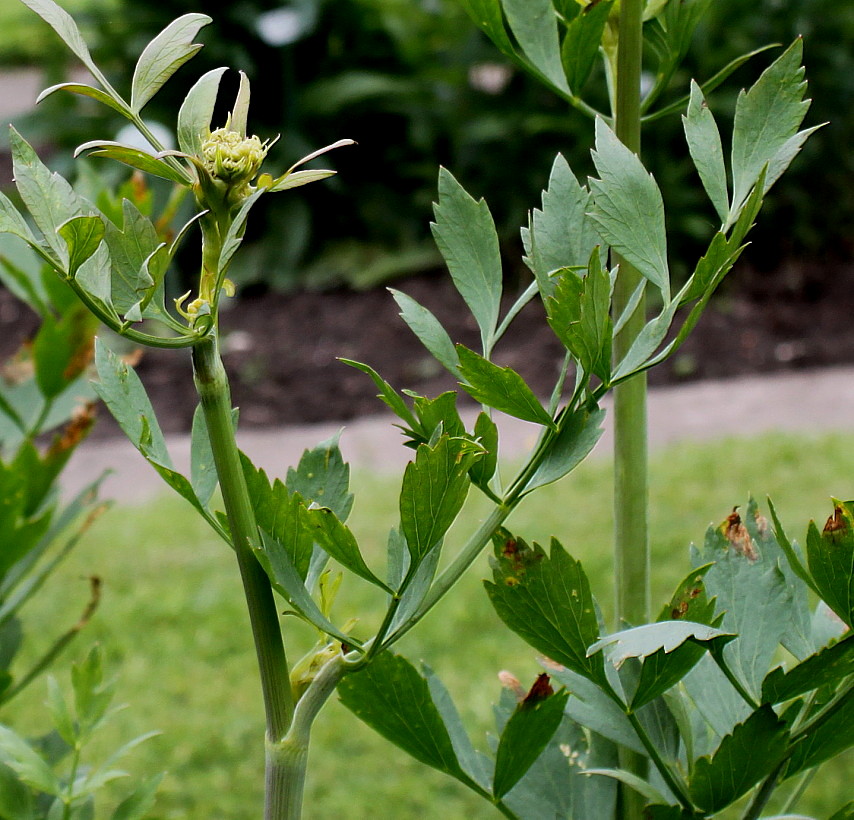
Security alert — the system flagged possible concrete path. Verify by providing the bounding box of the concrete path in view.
[65,366,854,504]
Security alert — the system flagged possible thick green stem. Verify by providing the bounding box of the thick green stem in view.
[192,337,295,818]
[611,1,649,817]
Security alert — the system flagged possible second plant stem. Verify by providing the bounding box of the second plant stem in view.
[611,0,650,817]
[192,336,296,819]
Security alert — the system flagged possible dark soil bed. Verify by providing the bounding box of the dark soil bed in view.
[3,260,853,438]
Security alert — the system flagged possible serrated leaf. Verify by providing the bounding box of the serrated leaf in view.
[57,215,104,278]
[806,502,854,629]
[501,0,569,92]
[0,727,60,795]
[527,154,600,298]
[339,652,471,782]
[286,433,354,523]
[493,688,569,798]
[561,1,612,94]
[486,535,606,685]
[698,517,795,700]
[468,412,498,491]
[412,392,465,442]
[304,506,390,592]
[589,118,670,300]
[131,14,211,112]
[391,289,460,378]
[683,81,729,223]
[762,635,854,704]
[338,359,419,431]
[457,345,554,428]
[546,250,612,380]
[92,340,170,465]
[10,128,94,265]
[254,531,351,643]
[400,436,474,565]
[431,168,502,349]
[0,192,40,249]
[689,705,788,812]
[589,622,735,710]
[102,199,158,315]
[729,39,811,219]
[177,67,228,156]
[524,405,605,493]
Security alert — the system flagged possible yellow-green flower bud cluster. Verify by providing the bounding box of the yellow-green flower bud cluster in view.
[201,128,269,185]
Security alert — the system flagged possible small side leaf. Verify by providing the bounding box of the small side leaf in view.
[391,289,460,378]
[683,80,729,224]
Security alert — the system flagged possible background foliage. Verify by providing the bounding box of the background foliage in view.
[0,0,848,291]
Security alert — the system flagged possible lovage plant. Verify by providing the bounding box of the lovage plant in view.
[1,0,850,819]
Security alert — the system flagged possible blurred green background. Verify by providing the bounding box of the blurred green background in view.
[0,0,850,292]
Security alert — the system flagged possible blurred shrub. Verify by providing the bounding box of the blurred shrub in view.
[7,0,851,292]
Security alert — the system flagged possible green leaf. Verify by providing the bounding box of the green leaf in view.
[485,535,606,685]
[689,705,788,813]
[254,531,351,643]
[493,688,569,798]
[242,456,313,579]
[74,141,191,185]
[36,82,128,116]
[546,250,612,381]
[0,192,40,250]
[131,13,211,113]
[762,635,854,704]
[589,117,670,300]
[102,199,158,315]
[456,345,555,429]
[110,773,164,820]
[338,652,470,782]
[45,676,76,746]
[71,645,114,732]
[32,306,94,400]
[338,359,419,432]
[683,81,729,224]
[0,727,60,795]
[400,436,474,565]
[468,412,499,491]
[501,0,569,92]
[190,404,218,507]
[581,767,670,807]
[19,0,113,91]
[560,1,612,94]
[177,67,228,156]
[524,405,605,493]
[786,688,854,778]
[411,392,465,442]
[390,289,460,378]
[10,128,94,265]
[431,168,502,350]
[57,215,104,278]
[93,340,169,462]
[286,433,354,523]
[525,154,599,298]
[457,0,516,60]
[698,517,795,699]
[828,801,854,820]
[656,564,717,625]
[0,759,35,819]
[589,622,735,710]
[806,502,854,629]
[304,506,390,592]
[730,39,811,220]
[267,169,337,192]
[219,189,265,273]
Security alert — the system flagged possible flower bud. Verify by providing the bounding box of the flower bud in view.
[201,127,269,185]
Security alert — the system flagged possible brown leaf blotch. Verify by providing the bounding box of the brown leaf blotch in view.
[521,673,553,707]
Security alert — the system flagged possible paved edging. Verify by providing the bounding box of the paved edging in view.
[64,366,854,504]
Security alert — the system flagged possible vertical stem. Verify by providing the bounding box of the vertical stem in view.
[192,336,295,818]
[611,1,650,817]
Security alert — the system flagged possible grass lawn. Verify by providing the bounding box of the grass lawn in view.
[8,430,853,818]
